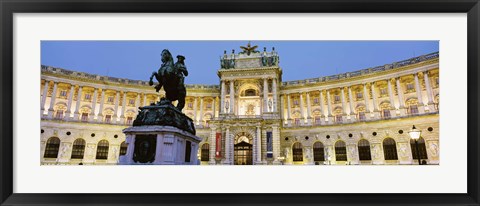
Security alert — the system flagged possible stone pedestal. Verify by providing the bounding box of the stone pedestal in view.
[119,98,201,165]
[119,126,202,165]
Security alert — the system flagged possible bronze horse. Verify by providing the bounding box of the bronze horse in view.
[149,49,187,111]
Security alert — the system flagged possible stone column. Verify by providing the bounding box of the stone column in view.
[263,78,268,113]
[326,90,333,124]
[209,127,216,165]
[273,78,278,112]
[212,97,217,118]
[47,82,58,119]
[306,91,312,125]
[120,91,127,123]
[256,126,262,163]
[272,126,281,165]
[73,86,83,120]
[340,87,347,115]
[97,89,106,122]
[41,81,50,116]
[220,80,226,114]
[280,95,285,124]
[348,86,356,122]
[199,97,204,126]
[423,71,435,112]
[396,77,406,116]
[113,91,120,122]
[371,83,380,119]
[387,79,395,117]
[225,126,231,164]
[414,72,425,113]
[229,80,234,114]
[193,97,198,123]
[319,90,326,125]
[363,84,370,113]
[89,88,98,122]
[64,84,75,120]
[142,93,147,106]
[299,93,305,125]
[286,93,292,126]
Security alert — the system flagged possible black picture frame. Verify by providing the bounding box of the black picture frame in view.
[1,0,479,205]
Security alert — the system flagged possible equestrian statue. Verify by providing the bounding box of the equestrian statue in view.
[149,49,188,111]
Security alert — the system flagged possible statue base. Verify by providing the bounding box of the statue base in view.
[119,125,202,165]
[133,98,196,135]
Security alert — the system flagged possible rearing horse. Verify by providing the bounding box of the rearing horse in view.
[149,49,187,111]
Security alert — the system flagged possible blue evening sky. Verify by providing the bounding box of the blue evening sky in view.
[41,41,439,85]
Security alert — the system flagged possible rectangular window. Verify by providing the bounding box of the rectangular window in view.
[380,88,387,95]
[406,83,415,91]
[356,92,363,100]
[313,98,319,104]
[358,112,366,121]
[105,115,112,123]
[314,116,321,125]
[293,99,299,106]
[410,105,419,115]
[129,99,135,106]
[206,103,212,109]
[336,115,343,123]
[188,102,193,109]
[84,93,91,100]
[81,113,88,122]
[59,90,67,97]
[334,95,340,102]
[107,96,114,103]
[383,109,391,119]
[294,118,300,126]
[126,117,133,125]
[55,110,64,119]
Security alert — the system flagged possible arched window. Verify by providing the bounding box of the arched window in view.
[201,143,210,161]
[335,141,347,161]
[410,137,428,160]
[356,106,366,121]
[380,102,392,119]
[313,142,325,162]
[406,98,419,115]
[96,140,109,160]
[358,139,372,161]
[292,142,303,162]
[120,141,128,156]
[245,89,256,96]
[333,107,343,123]
[383,138,398,160]
[44,137,60,158]
[71,138,86,159]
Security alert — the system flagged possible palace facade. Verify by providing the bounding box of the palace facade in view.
[40,46,439,165]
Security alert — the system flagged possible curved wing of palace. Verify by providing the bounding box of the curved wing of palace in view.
[40,47,439,165]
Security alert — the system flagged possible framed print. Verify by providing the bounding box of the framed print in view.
[1,0,479,205]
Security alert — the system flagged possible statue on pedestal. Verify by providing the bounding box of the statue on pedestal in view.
[132,49,196,135]
[149,49,188,111]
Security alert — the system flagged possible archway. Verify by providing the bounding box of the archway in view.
[234,132,253,165]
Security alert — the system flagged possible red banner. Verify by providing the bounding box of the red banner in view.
[215,132,222,158]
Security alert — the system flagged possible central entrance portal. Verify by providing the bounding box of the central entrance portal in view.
[234,132,253,165]
[234,141,253,165]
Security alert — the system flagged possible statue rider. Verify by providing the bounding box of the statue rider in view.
[174,55,188,87]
